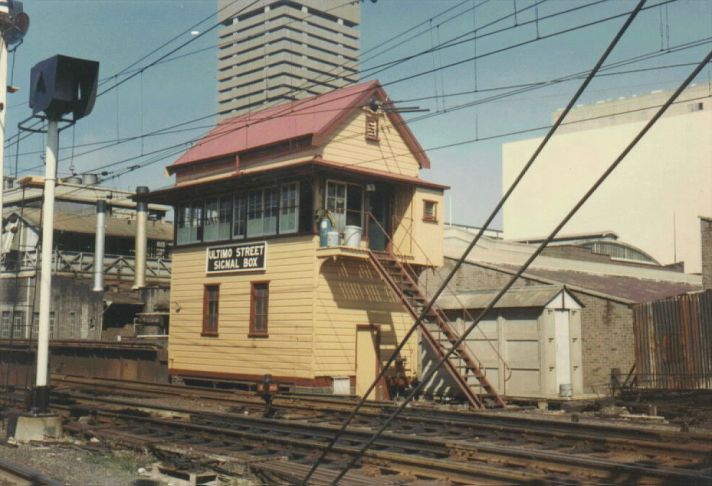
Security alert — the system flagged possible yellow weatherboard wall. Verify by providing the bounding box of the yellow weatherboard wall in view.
[169,235,317,379]
[322,109,421,177]
[162,82,445,392]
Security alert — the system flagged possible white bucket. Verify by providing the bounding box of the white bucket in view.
[343,225,362,248]
[326,230,340,247]
[559,383,573,398]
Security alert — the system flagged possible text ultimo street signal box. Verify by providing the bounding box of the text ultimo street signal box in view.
[142,81,447,398]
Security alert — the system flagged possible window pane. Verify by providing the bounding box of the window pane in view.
[0,311,10,339]
[346,185,363,227]
[203,199,220,241]
[203,285,219,335]
[177,205,198,244]
[251,283,269,335]
[279,182,299,234]
[233,194,246,239]
[247,190,263,236]
[326,182,346,232]
[192,203,204,242]
[263,187,278,235]
[218,196,232,240]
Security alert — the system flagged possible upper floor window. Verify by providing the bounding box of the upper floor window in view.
[175,181,301,245]
[326,181,362,232]
[423,200,438,222]
[279,182,300,234]
[204,197,232,242]
[176,203,203,244]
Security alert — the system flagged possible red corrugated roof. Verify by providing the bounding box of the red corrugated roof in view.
[168,80,430,172]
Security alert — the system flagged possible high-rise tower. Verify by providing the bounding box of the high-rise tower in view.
[217,0,360,119]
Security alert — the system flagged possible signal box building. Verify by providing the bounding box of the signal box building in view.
[144,81,452,397]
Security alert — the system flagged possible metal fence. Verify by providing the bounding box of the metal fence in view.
[633,289,712,390]
[1,249,171,281]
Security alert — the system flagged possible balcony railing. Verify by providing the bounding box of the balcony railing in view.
[0,249,171,281]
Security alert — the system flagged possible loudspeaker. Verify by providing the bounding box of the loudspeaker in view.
[29,55,99,121]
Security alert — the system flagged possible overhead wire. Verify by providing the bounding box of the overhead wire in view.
[2,0,254,150]
[331,11,712,486]
[300,0,649,481]
[14,0,682,179]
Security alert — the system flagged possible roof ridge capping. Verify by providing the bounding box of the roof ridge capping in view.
[167,80,430,173]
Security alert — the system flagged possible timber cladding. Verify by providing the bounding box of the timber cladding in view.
[168,234,418,384]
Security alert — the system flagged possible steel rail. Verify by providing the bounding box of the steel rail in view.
[42,388,712,479]
[65,405,712,485]
[0,457,64,486]
[5,385,712,483]
[48,375,712,449]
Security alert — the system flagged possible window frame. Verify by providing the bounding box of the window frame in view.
[325,179,363,232]
[422,199,438,223]
[202,283,220,337]
[174,180,304,247]
[249,280,270,338]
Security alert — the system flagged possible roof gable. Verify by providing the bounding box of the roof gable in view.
[168,80,430,173]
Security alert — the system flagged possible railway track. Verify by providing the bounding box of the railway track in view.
[51,375,712,461]
[5,376,712,484]
[0,457,63,486]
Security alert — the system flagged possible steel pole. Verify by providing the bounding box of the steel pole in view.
[93,199,106,292]
[34,118,58,411]
[0,2,9,254]
[132,186,148,290]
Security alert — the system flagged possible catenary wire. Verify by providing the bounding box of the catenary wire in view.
[15,27,710,166]
[15,0,680,178]
[301,0,648,482]
[331,26,712,486]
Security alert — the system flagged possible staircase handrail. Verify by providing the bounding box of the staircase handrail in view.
[366,211,512,382]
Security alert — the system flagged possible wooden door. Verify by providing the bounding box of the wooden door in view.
[356,325,381,399]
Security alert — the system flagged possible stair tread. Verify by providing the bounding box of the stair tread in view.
[370,251,505,407]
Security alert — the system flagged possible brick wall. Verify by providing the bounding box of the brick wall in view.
[422,258,636,395]
[701,217,712,290]
[572,292,634,391]
[420,258,538,296]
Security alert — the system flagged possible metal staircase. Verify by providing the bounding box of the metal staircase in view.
[368,250,506,408]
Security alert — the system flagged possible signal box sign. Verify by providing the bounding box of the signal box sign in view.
[206,241,267,274]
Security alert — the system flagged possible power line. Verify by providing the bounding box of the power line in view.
[300,1,648,481]
[382,0,677,89]
[19,25,711,167]
[13,0,684,178]
[331,21,712,486]
[2,1,255,152]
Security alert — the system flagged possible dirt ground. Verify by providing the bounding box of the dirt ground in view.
[0,439,152,485]
[0,419,259,486]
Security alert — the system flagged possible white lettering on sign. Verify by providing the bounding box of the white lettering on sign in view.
[205,242,267,274]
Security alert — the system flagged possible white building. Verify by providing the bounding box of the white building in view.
[502,84,712,274]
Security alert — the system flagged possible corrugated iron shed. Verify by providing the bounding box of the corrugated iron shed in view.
[437,286,566,310]
[7,207,173,241]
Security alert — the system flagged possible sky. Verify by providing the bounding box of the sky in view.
[4,0,712,229]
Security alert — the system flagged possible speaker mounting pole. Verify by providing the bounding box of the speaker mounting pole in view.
[26,54,99,414]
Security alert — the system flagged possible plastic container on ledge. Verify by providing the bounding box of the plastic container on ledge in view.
[343,225,362,248]
[326,230,340,247]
